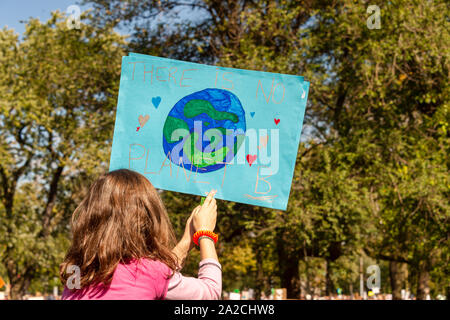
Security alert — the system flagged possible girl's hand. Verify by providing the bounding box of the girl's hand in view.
[193,190,217,232]
[181,205,200,250]
[173,205,201,266]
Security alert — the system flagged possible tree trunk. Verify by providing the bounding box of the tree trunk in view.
[9,279,31,300]
[275,228,301,299]
[325,242,341,296]
[325,259,334,296]
[279,258,301,299]
[254,244,265,300]
[6,260,33,300]
[389,261,408,300]
[416,260,430,300]
[41,165,64,237]
[8,273,32,299]
[304,257,312,297]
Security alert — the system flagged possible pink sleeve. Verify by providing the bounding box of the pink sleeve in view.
[164,258,222,300]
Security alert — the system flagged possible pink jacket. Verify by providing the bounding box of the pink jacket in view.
[62,258,222,300]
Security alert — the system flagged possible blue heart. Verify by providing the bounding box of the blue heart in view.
[152,96,161,109]
[250,112,255,118]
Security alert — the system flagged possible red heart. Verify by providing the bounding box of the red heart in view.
[274,118,280,125]
[246,154,257,166]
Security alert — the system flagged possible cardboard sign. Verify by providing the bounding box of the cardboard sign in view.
[110,53,309,210]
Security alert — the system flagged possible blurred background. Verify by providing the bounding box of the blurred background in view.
[0,0,448,300]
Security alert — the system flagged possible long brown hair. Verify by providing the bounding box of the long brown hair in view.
[60,169,177,289]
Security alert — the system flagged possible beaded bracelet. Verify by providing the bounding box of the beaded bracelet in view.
[193,230,219,246]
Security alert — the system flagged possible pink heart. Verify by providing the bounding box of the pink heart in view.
[138,114,150,128]
[246,154,257,166]
[274,118,280,125]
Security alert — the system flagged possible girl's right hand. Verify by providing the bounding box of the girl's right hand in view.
[193,190,217,232]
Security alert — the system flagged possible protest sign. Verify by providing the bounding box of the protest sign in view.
[110,54,309,210]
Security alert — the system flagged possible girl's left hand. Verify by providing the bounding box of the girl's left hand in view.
[181,205,201,251]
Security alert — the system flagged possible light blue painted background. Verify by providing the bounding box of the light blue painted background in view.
[110,54,309,210]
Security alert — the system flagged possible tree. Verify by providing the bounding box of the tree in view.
[0,12,125,298]
[306,0,449,299]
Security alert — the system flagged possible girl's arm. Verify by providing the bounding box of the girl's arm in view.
[172,236,192,268]
[166,190,221,300]
[172,206,199,268]
[199,237,218,261]
[172,189,218,266]
[165,258,222,300]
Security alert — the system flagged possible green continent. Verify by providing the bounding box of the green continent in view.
[163,116,190,143]
[204,128,245,156]
[183,99,239,123]
[183,131,230,168]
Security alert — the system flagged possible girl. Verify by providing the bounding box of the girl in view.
[60,169,221,300]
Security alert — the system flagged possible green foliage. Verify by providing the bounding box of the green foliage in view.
[0,12,125,298]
